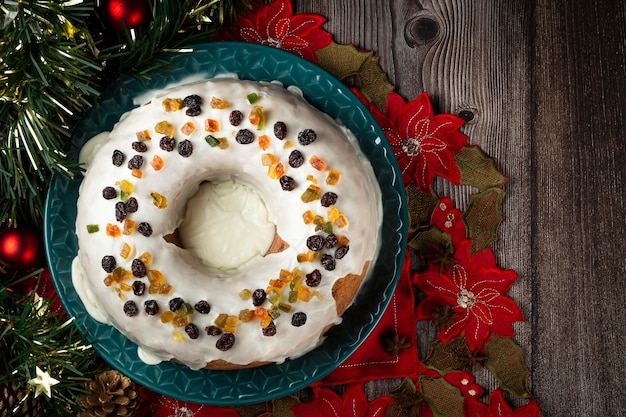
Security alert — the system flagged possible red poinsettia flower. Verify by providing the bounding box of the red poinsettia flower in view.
[415,239,523,350]
[430,197,467,244]
[291,385,393,417]
[224,0,332,63]
[365,91,468,192]
[467,389,540,417]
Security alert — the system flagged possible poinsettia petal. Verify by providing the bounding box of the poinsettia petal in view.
[290,402,323,417]
[415,268,459,300]
[398,93,432,130]
[440,310,469,343]
[470,267,518,294]
[316,386,344,417]
[342,385,368,417]
[472,301,494,325]
[366,396,394,417]
[385,91,408,118]
[465,311,491,349]
[487,389,513,417]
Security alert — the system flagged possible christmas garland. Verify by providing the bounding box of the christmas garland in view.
[0,1,540,416]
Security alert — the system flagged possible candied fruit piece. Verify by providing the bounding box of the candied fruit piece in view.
[266,289,281,304]
[335,214,349,228]
[248,106,265,130]
[172,332,186,342]
[151,192,168,209]
[327,206,340,222]
[138,251,152,265]
[103,275,114,286]
[150,155,164,171]
[120,243,133,259]
[210,96,230,109]
[148,283,161,294]
[155,120,175,137]
[326,169,341,185]
[258,134,270,150]
[160,311,175,323]
[87,224,99,233]
[224,315,239,333]
[173,316,189,328]
[106,223,121,238]
[288,290,298,303]
[123,219,136,235]
[309,155,327,171]
[283,140,295,149]
[204,134,220,147]
[239,309,254,322]
[204,118,220,132]
[178,302,195,317]
[181,121,196,135]
[260,315,272,329]
[278,303,292,313]
[247,92,259,104]
[131,168,142,178]
[268,305,280,319]
[337,235,350,247]
[302,210,315,224]
[159,283,173,295]
[301,184,321,203]
[217,137,229,149]
[162,98,184,112]
[297,286,313,302]
[136,130,151,141]
[261,153,279,167]
[296,250,316,263]
[268,162,285,180]
[214,313,228,328]
[254,307,268,319]
[147,270,164,286]
[292,268,304,284]
[120,282,132,292]
[239,288,252,300]
[279,269,293,282]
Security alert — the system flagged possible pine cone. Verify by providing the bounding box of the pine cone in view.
[78,370,138,417]
[0,383,44,417]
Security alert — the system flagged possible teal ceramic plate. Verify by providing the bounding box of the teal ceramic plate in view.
[44,42,407,405]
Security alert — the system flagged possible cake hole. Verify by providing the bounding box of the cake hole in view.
[177,179,276,270]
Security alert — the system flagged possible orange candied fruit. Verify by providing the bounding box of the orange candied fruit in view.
[309,155,327,171]
[162,98,184,112]
[297,250,316,263]
[180,121,196,136]
[302,210,315,224]
[297,286,313,302]
[155,120,175,137]
[258,134,270,150]
[106,223,122,238]
[261,153,279,167]
[327,206,340,222]
[159,282,174,295]
[283,140,295,149]
[136,130,151,141]
[337,235,350,247]
[301,184,321,203]
[151,192,168,209]
[120,282,132,292]
[239,309,254,322]
[120,242,133,259]
[210,97,231,109]
[268,162,285,179]
[224,315,239,333]
[160,311,175,323]
[248,105,265,129]
[123,219,136,235]
[147,269,164,285]
[326,169,341,185]
[204,118,220,133]
[138,251,153,265]
[131,168,143,178]
[335,214,349,228]
[217,137,229,150]
[150,155,164,171]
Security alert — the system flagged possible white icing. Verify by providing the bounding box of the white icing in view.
[178,179,275,270]
[74,78,382,369]
[78,131,109,170]
[71,257,110,324]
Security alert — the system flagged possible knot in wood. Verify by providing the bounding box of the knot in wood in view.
[404,15,440,47]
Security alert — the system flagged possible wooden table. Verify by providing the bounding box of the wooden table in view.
[293,1,626,415]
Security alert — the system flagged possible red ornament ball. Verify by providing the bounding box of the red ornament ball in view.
[104,0,151,32]
[0,226,43,270]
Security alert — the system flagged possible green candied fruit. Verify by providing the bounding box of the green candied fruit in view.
[268,305,281,320]
[178,302,195,317]
[86,224,100,233]
[278,302,292,313]
[322,222,334,235]
[247,92,259,104]
[239,289,252,300]
[288,290,298,303]
[267,289,281,305]
[205,134,220,147]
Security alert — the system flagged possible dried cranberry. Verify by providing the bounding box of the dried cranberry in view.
[306,235,324,251]
[132,280,146,296]
[101,255,116,273]
[262,321,277,336]
[273,121,287,139]
[320,192,338,207]
[183,94,202,108]
[127,154,144,169]
[216,333,235,351]
[123,300,138,317]
[125,197,138,213]
[112,150,124,166]
[194,300,211,314]
[252,289,266,306]
[291,312,307,327]
[305,269,322,287]
[168,297,185,312]
[324,234,338,248]
[185,323,200,340]
[131,258,147,277]
[144,299,159,315]
[288,150,304,168]
[102,186,117,200]
[137,222,152,237]
[279,175,296,191]
[229,110,244,126]
[235,129,255,144]
[297,129,317,145]
[178,139,193,157]
[115,201,127,222]
[132,142,148,152]
[321,253,336,271]
[186,106,201,117]
[205,325,223,336]
[335,246,350,259]
[160,136,175,152]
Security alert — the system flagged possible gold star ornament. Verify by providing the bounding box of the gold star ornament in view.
[27,366,60,398]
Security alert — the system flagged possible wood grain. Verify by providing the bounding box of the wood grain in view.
[293,0,626,415]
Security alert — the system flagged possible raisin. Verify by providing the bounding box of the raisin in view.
[205,325,223,336]
[320,192,338,207]
[131,258,147,277]
[160,136,175,152]
[115,201,127,222]
[112,150,124,166]
[178,139,193,157]
[262,320,277,336]
[252,289,266,306]
[291,312,307,327]
[124,197,138,213]
[335,246,350,259]
[123,300,138,317]
[101,255,116,273]
[186,106,201,117]
[216,333,235,351]
[169,297,185,312]
[137,222,152,237]
[194,300,211,314]
[127,154,144,169]
[132,280,146,296]
[235,129,255,144]
[321,253,336,271]
[324,234,338,248]
[144,299,159,315]
[305,269,322,287]
[132,142,148,152]
[306,235,324,251]
[288,150,305,168]
[279,175,296,191]
[297,129,317,145]
[102,186,117,200]
[229,110,244,126]
[273,121,287,139]
[185,323,200,340]
[183,94,202,108]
